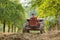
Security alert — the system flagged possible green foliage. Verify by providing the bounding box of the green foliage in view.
[0,0,25,31]
[31,0,60,31]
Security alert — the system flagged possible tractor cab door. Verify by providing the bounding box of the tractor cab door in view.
[29,17,38,26]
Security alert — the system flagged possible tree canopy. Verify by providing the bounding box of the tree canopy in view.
[0,0,25,32]
[31,0,60,31]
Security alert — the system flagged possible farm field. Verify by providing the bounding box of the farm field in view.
[0,30,60,40]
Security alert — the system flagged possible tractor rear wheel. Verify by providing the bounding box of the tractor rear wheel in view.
[23,26,26,33]
[23,23,30,33]
[22,23,26,33]
[40,29,43,34]
[27,30,30,33]
[23,28,30,33]
[40,26,43,34]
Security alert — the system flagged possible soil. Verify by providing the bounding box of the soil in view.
[0,30,60,40]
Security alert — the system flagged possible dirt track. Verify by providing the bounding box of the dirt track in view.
[0,30,60,40]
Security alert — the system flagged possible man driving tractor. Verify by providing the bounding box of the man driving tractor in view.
[23,13,44,34]
[30,13,36,18]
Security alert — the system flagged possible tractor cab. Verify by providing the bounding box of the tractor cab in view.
[27,17,39,26]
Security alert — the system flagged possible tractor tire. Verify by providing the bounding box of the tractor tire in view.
[40,29,43,34]
[40,23,43,34]
[40,26,43,34]
[23,28,30,33]
[23,27,26,33]
[22,23,27,33]
[27,30,30,33]
[22,23,30,33]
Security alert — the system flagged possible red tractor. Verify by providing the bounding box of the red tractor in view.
[22,17,44,34]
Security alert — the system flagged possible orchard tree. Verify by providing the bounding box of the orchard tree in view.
[0,0,25,32]
[31,0,60,31]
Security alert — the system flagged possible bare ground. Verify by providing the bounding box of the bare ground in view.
[0,30,60,40]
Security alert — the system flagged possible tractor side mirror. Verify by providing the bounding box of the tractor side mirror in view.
[27,19,30,22]
[39,20,43,22]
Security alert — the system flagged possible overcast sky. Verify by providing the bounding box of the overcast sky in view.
[20,0,31,6]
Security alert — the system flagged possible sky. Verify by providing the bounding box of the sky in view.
[20,0,31,6]
[20,0,35,18]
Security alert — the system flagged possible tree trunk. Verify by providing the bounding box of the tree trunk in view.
[3,20,6,32]
[11,24,13,32]
[8,24,10,32]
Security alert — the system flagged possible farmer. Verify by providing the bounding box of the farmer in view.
[30,13,36,18]
[30,13,38,26]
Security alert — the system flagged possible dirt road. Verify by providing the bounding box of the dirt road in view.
[0,30,60,40]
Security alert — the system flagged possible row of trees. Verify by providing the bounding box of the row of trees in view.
[0,0,25,32]
[31,0,60,32]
